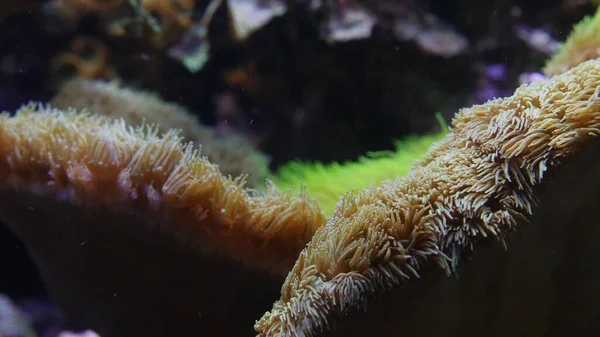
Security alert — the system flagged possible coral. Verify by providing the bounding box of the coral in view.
[140,0,200,49]
[3,3,600,337]
[141,0,196,28]
[50,78,270,187]
[255,59,600,336]
[271,118,448,216]
[0,103,323,270]
[51,37,117,82]
[543,6,600,76]
[44,0,200,50]
[0,104,325,336]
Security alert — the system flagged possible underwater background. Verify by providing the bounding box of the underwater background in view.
[1,1,600,336]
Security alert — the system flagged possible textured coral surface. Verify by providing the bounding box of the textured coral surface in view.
[256,59,600,337]
[0,105,325,336]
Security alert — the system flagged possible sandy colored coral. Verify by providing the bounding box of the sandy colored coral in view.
[51,78,270,186]
[255,59,600,336]
[0,104,326,336]
[0,103,324,273]
[543,6,600,76]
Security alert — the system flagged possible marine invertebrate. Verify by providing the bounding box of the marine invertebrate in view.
[140,0,204,49]
[543,6,600,76]
[51,78,203,139]
[0,104,325,336]
[51,37,116,82]
[255,58,600,336]
[142,0,195,28]
[271,119,447,216]
[51,78,270,187]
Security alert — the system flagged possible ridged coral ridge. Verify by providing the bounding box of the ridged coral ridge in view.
[255,59,600,336]
[0,104,325,274]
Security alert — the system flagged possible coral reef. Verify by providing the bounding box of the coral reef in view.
[1,2,600,337]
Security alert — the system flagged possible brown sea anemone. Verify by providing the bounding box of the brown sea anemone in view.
[255,58,600,337]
